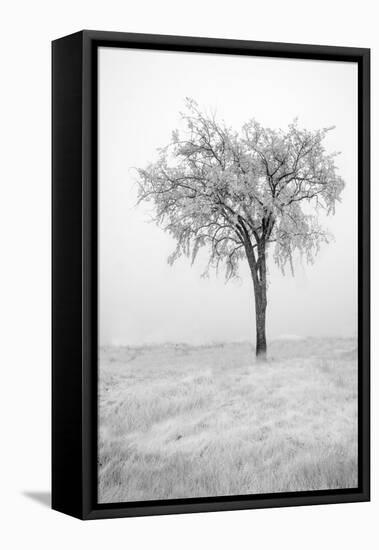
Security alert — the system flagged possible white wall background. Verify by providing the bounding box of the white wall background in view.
[0,1,376,549]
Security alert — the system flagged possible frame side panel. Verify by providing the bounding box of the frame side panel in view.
[52,32,84,519]
[359,49,370,500]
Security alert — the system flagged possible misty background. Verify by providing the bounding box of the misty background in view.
[98,47,357,346]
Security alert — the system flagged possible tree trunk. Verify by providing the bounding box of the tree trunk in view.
[254,281,267,360]
[246,241,268,361]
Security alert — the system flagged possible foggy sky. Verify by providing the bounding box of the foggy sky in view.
[99,47,357,346]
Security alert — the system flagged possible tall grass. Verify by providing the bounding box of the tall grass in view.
[98,338,358,503]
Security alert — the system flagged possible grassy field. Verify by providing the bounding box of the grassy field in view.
[98,338,358,503]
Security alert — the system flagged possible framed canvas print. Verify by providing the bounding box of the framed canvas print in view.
[52,30,370,520]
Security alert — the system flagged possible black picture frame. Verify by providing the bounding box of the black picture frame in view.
[52,30,370,520]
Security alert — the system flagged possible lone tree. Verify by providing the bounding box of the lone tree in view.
[137,99,345,360]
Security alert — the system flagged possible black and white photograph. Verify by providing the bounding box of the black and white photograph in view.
[98,47,359,504]
[1,0,376,544]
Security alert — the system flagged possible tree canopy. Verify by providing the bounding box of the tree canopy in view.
[137,98,345,281]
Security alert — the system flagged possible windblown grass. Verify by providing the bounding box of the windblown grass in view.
[98,338,358,503]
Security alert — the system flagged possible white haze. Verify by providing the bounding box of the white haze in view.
[98,47,358,346]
